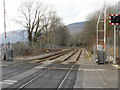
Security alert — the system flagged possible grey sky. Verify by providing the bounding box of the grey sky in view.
[0,0,119,34]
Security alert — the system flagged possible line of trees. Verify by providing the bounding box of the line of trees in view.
[15,0,69,48]
[70,4,117,51]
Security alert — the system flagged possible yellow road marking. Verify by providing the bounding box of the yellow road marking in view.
[112,64,120,69]
[30,60,41,63]
[34,66,45,69]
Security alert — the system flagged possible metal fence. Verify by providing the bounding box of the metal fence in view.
[0,40,70,60]
[0,46,2,60]
[0,43,13,61]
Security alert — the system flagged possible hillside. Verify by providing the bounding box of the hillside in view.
[67,21,86,36]
[0,30,28,44]
[0,21,86,44]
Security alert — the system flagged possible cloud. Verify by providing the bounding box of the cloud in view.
[0,0,119,34]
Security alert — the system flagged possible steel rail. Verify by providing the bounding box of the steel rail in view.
[2,49,74,80]
[11,49,78,89]
[57,50,82,89]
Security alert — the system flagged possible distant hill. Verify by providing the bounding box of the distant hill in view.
[67,21,86,36]
[0,21,86,45]
[0,30,28,45]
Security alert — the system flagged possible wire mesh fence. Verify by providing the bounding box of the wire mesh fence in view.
[10,40,69,58]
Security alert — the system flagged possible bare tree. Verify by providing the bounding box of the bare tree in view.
[16,0,70,49]
[16,1,50,46]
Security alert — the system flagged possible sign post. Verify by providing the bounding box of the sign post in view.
[109,14,120,64]
[113,25,116,64]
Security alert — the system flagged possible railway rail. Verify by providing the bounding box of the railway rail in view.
[3,49,82,89]
[2,49,74,80]
[3,49,73,67]
[2,48,118,89]
[57,50,82,89]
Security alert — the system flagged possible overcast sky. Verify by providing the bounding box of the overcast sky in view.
[0,0,119,34]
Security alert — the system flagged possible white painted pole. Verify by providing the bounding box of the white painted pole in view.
[3,0,7,60]
[113,25,116,64]
[104,2,106,51]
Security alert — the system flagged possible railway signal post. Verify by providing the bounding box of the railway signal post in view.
[109,14,120,64]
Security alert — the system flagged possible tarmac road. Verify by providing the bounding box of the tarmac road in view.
[1,49,119,89]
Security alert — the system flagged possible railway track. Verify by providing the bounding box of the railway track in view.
[57,50,82,89]
[3,49,73,67]
[3,49,82,89]
[2,49,74,80]
[2,49,118,89]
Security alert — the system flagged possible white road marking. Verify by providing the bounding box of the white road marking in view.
[0,80,17,85]
[0,82,14,85]
[78,69,113,71]
[1,65,8,67]
[4,80,17,83]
